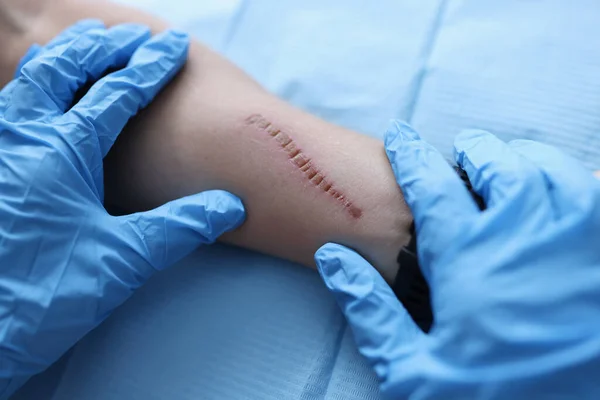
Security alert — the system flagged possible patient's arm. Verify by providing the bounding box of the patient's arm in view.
[0,0,412,282]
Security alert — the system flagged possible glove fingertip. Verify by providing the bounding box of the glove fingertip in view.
[453,128,493,155]
[453,129,488,170]
[123,28,190,98]
[315,243,349,280]
[384,119,419,149]
[315,243,380,296]
[507,138,538,150]
[151,29,190,61]
[14,44,42,79]
[197,190,246,240]
[64,19,106,35]
[115,23,152,37]
[383,120,424,185]
[383,119,400,148]
[164,29,190,43]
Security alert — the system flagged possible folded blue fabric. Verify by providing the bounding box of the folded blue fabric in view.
[410,0,600,171]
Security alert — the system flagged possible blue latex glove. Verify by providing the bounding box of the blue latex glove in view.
[0,21,245,397]
[315,121,600,399]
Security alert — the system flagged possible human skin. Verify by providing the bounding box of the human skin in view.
[0,0,412,282]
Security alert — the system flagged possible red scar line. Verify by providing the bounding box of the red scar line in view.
[245,114,363,219]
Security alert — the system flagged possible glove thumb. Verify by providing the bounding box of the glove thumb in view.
[119,190,245,271]
[315,243,423,382]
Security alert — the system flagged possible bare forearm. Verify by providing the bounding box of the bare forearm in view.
[108,70,412,279]
[105,37,411,280]
[1,0,412,281]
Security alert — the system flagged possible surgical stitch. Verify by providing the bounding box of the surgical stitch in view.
[245,114,363,219]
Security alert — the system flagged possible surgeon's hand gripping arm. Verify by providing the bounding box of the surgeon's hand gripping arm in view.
[316,121,600,399]
[0,23,245,398]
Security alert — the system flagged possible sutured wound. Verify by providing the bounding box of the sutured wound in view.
[245,114,363,219]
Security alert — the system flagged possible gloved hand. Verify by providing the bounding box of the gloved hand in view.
[315,121,600,399]
[0,21,245,397]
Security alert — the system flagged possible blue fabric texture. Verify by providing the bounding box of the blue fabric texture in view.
[12,1,600,399]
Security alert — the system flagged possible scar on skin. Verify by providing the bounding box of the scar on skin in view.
[244,113,363,219]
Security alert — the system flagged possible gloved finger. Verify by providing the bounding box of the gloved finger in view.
[118,190,245,271]
[13,20,105,79]
[16,24,151,114]
[315,243,424,381]
[2,21,103,116]
[13,44,42,80]
[509,140,600,217]
[385,120,478,268]
[454,130,550,214]
[67,29,189,159]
